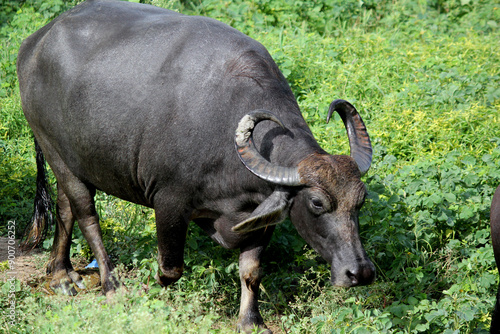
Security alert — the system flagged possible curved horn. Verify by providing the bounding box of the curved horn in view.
[235,110,303,186]
[327,99,372,175]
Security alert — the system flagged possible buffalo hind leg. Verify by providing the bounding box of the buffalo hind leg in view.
[47,183,85,295]
[154,196,189,287]
[237,242,273,334]
[59,177,119,296]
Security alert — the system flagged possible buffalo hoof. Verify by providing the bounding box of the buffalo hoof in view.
[101,273,121,296]
[155,268,183,287]
[237,322,272,334]
[49,269,86,296]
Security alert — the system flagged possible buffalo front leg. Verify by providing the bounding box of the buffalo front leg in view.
[48,183,84,295]
[237,244,272,334]
[154,197,189,286]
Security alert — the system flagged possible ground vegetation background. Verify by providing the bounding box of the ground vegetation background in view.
[1,0,499,332]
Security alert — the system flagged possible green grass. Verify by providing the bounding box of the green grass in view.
[1,0,500,333]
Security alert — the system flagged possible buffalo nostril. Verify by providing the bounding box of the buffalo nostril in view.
[346,265,375,286]
[346,270,359,286]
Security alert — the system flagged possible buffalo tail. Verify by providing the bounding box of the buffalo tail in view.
[20,139,53,251]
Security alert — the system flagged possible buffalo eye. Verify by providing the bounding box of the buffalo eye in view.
[307,189,332,215]
[311,198,324,210]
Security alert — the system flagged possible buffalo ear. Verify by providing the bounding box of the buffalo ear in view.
[232,189,291,233]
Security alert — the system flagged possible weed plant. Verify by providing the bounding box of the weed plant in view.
[1,0,499,333]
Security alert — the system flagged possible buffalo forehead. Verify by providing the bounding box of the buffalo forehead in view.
[298,154,365,199]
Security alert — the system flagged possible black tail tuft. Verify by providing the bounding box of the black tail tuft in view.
[20,139,54,252]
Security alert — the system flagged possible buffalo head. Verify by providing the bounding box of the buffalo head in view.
[233,99,375,287]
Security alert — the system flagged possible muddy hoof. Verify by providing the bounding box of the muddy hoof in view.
[237,322,272,334]
[50,281,77,295]
[49,270,85,296]
[101,273,121,296]
[155,270,182,287]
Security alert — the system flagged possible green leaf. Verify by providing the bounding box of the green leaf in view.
[461,156,476,166]
[459,207,474,219]
[443,193,456,202]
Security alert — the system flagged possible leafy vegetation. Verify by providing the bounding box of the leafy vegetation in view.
[1,0,499,333]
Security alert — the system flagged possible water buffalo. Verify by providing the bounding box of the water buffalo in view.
[491,185,500,333]
[17,0,375,332]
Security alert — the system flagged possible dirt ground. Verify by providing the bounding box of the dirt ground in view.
[0,237,48,284]
[0,237,100,293]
